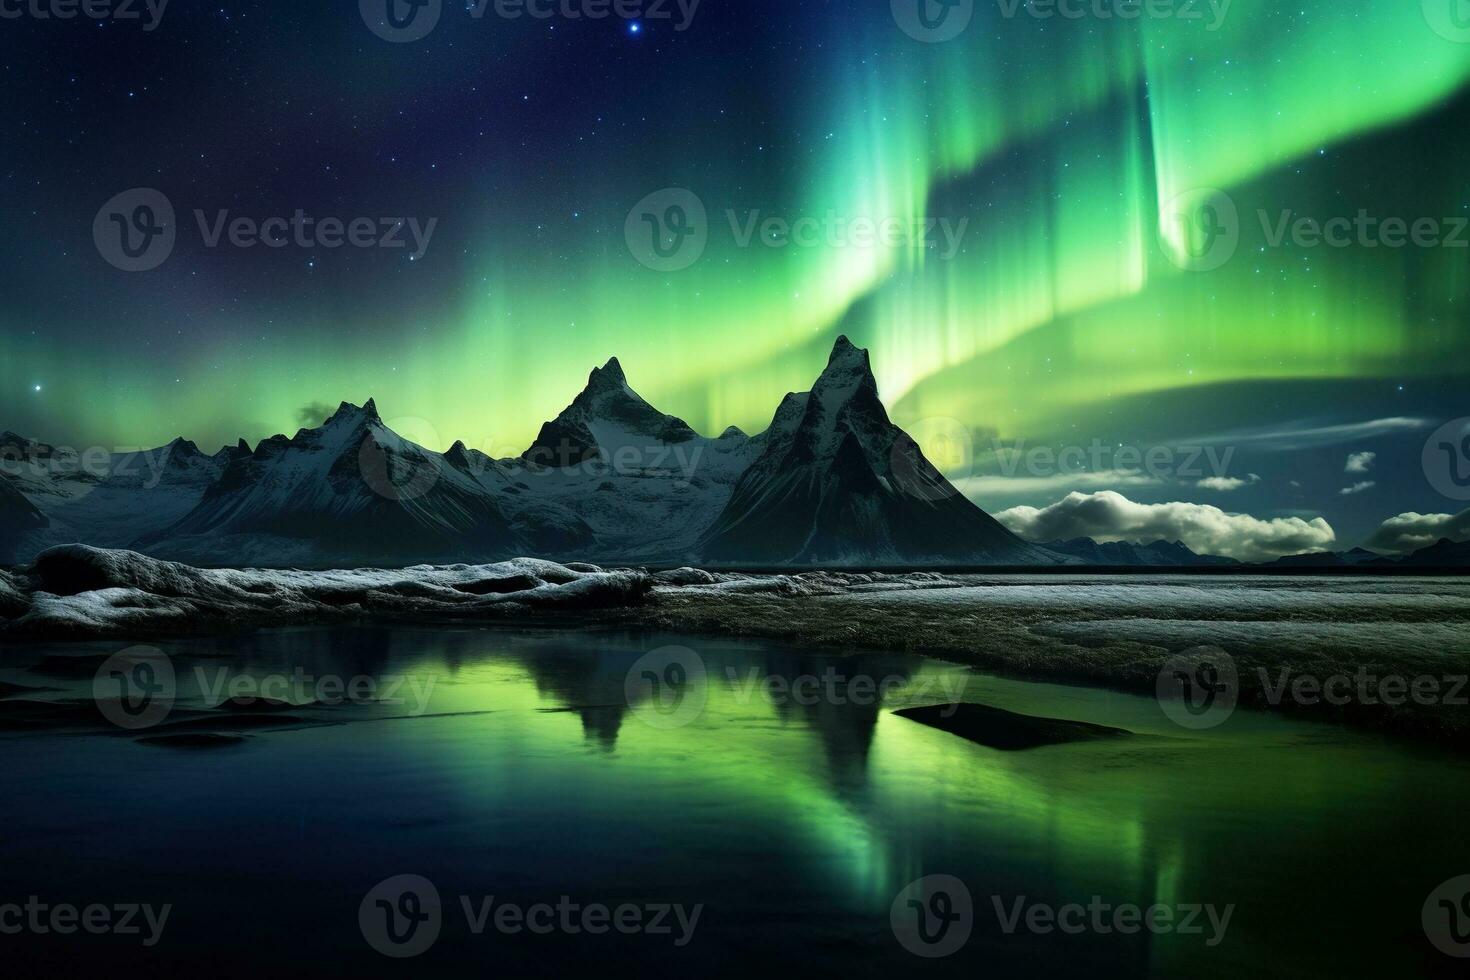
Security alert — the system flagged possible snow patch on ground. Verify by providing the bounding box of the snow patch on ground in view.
[2,545,651,639]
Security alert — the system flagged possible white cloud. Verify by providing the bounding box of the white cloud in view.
[1339,481,1376,496]
[1345,451,1377,474]
[1364,509,1470,555]
[955,469,1162,497]
[1197,474,1260,492]
[996,490,1337,563]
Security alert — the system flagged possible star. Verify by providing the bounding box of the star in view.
[32,384,42,393]
[628,21,641,35]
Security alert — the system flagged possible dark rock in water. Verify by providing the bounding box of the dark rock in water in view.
[213,696,317,713]
[137,733,247,749]
[892,702,1131,751]
[156,714,308,732]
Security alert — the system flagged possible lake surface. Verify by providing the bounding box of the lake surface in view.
[1,625,1467,978]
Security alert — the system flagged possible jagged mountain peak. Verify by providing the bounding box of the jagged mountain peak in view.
[325,399,382,427]
[522,357,697,467]
[167,437,204,456]
[588,357,628,391]
[826,334,868,370]
[702,335,1040,565]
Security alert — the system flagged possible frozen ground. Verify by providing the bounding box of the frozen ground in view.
[643,573,1470,743]
[2,549,1467,742]
[0,545,650,639]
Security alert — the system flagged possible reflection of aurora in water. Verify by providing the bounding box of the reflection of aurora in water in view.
[1,626,1468,975]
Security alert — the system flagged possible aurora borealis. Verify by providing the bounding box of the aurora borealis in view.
[2,0,1468,547]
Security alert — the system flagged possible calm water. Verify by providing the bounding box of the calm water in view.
[1,626,1467,978]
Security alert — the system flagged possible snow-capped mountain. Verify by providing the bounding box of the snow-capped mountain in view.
[1,434,236,558]
[5,340,1047,568]
[701,337,1046,565]
[0,431,106,506]
[0,476,48,564]
[136,400,521,567]
[500,358,762,562]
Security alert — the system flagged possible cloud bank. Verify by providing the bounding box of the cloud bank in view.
[996,490,1337,563]
[1365,509,1470,555]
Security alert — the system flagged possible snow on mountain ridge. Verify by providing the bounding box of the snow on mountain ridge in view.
[6,339,1045,567]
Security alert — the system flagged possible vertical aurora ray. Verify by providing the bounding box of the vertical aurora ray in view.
[2,1,1468,455]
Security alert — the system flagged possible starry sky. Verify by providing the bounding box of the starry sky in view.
[1,0,1468,548]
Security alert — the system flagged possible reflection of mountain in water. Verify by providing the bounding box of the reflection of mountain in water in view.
[753,650,917,798]
[503,634,640,751]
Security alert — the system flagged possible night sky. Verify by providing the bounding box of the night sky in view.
[2,0,1469,549]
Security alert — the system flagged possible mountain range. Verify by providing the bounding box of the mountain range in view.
[0,338,1043,568]
[2,337,1466,570]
